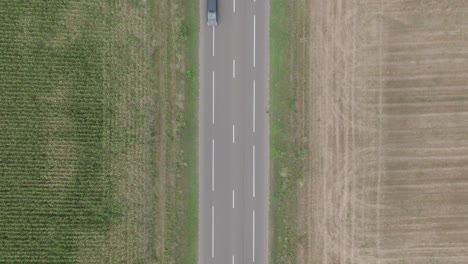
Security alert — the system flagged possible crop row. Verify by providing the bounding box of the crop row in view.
[0,1,140,262]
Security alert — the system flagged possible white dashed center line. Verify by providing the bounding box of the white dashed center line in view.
[253,145,256,197]
[253,15,256,68]
[212,206,215,259]
[212,71,215,124]
[253,210,255,262]
[232,125,235,143]
[212,139,214,191]
[253,80,256,133]
[233,59,236,79]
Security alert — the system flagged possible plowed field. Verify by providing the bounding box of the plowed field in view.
[296,1,468,263]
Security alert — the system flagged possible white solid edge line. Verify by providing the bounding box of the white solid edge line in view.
[212,27,215,57]
[233,59,236,79]
[232,190,235,208]
[253,80,256,133]
[212,71,215,125]
[253,210,255,262]
[212,139,214,191]
[212,206,214,259]
[253,15,256,68]
[232,125,235,143]
[253,145,256,197]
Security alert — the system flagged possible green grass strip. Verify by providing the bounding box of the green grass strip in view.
[269,0,300,263]
[176,0,199,263]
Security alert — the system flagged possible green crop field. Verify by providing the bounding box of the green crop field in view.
[0,1,198,263]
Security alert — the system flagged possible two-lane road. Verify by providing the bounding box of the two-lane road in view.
[199,0,269,263]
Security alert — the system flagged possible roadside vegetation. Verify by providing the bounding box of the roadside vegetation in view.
[270,0,306,264]
[269,0,308,262]
[152,0,199,263]
[0,1,198,263]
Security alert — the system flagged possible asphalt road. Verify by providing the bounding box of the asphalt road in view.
[198,0,269,263]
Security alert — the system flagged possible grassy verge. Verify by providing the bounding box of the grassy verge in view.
[152,0,199,263]
[174,0,200,262]
[269,0,303,262]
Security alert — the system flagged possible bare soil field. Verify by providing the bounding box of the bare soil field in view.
[294,0,468,263]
